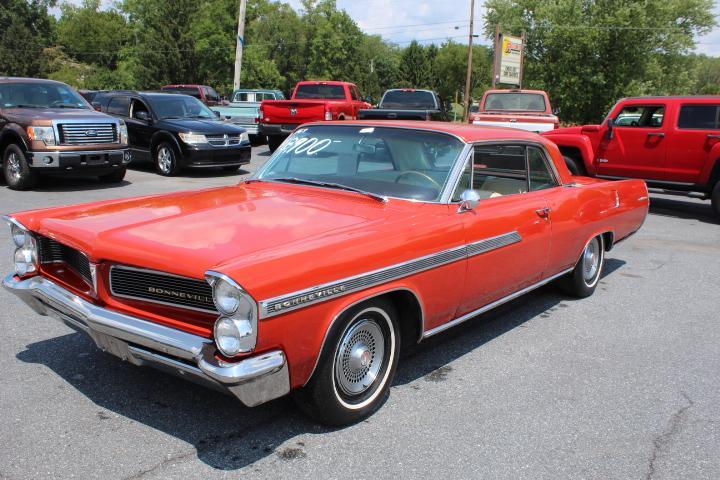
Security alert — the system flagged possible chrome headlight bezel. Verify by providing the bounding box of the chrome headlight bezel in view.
[178,132,208,146]
[205,271,258,357]
[118,121,129,145]
[4,216,38,277]
[27,126,56,146]
[240,131,249,143]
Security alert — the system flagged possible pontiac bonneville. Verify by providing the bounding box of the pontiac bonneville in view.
[3,121,649,425]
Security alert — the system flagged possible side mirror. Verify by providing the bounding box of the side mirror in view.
[213,110,221,118]
[552,107,560,116]
[458,189,481,212]
[134,110,150,122]
[91,101,101,112]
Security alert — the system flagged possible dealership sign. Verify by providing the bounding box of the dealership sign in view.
[493,30,525,87]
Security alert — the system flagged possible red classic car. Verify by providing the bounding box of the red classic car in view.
[3,121,649,425]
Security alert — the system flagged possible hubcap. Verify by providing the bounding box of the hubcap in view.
[335,319,385,396]
[7,153,21,181]
[583,237,601,283]
[157,147,172,173]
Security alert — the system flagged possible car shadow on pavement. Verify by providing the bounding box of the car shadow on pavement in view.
[128,161,251,179]
[0,175,132,192]
[14,258,625,472]
[649,196,718,225]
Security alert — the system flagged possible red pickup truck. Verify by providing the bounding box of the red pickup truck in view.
[542,96,720,217]
[469,89,559,133]
[259,81,371,152]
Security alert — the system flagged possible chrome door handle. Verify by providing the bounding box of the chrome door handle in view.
[707,134,720,139]
[647,132,665,137]
[535,208,551,219]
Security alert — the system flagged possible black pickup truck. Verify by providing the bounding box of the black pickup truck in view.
[357,89,448,121]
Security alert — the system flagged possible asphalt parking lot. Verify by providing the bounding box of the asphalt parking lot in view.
[0,146,719,480]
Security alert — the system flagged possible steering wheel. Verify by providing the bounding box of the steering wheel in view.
[395,171,442,190]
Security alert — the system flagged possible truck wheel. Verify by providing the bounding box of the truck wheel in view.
[155,142,180,176]
[563,156,584,176]
[267,135,283,153]
[293,298,400,426]
[98,168,127,183]
[3,144,37,190]
[558,235,605,298]
[712,182,720,218]
[250,134,266,146]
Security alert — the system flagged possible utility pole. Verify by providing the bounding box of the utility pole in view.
[233,0,247,91]
[462,0,475,122]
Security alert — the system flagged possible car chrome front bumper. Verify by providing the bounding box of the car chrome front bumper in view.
[3,274,290,407]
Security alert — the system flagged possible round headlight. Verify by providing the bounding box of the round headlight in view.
[213,278,242,315]
[14,244,37,276]
[11,224,27,247]
[214,317,254,357]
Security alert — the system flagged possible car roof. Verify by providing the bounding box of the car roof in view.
[297,81,353,86]
[620,95,720,101]
[0,77,70,85]
[483,89,547,95]
[301,120,547,143]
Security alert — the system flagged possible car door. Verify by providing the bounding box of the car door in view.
[666,103,720,184]
[454,143,552,315]
[595,103,668,180]
[125,98,154,159]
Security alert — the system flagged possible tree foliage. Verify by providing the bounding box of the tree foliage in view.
[484,0,716,123]
[0,0,55,77]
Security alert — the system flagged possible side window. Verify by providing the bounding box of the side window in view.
[615,105,664,128]
[472,145,528,197]
[130,99,150,119]
[350,86,360,101]
[678,105,719,130]
[527,147,557,191]
[107,96,130,116]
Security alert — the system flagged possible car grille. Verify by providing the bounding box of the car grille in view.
[206,134,243,147]
[109,266,216,313]
[37,235,93,285]
[58,123,117,145]
[228,116,256,124]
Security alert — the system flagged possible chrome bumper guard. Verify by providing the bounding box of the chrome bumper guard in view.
[3,274,290,407]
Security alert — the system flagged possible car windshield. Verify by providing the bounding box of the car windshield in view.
[147,95,216,119]
[0,82,90,109]
[484,93,546,112]
[380,91,437,109]
[295,84,346,99]
[256,125,464,202]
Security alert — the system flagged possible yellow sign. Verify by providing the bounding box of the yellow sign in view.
[498,34,523,86]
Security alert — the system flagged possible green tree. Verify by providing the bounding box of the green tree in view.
[399,41,431,88]
[0,0,55,77]
[692,54,720,94]
[484,0,716,123]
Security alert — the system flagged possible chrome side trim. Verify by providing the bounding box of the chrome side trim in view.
[597,175,695,187]
[259,230,521,319]
[422,267,573,338]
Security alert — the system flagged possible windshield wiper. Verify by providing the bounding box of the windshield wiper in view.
[252,177,388,203]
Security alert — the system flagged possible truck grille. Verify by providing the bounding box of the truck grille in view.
[206,134,243,147]
[59,123,117,145]
[37,236,93,285]
[228,116,256,125]
[109,266,216,313]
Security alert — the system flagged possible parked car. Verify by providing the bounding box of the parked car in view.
[3,121,649,425]
[357,89,448,121]
[542,96,720,216]
[259,81,372,152]
[0,77,130,190]
[160,84,225,107]
[211,89,285,145]
[95,91,250,176]
[78,89,108,103]
[470,89,559,132]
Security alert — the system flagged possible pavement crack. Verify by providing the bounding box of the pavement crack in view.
[644,391,694,480]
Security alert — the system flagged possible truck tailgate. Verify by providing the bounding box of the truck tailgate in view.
[471,113,558,132]
[261,100,328,124]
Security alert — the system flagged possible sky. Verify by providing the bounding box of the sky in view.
[60,0,720,55]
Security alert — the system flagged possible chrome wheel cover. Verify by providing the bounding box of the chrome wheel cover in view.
[157,147,173,173]
[334,319,385,396]
[7,152,21,181]
[583,237,601,283]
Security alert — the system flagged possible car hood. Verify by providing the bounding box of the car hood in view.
[2,108,116,123]
[542,125,583,136]
[157,118,246,134]
[16,183,404,280]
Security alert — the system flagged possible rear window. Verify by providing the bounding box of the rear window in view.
[678,105,719,130]
[380,91,437,109]
[295,84,346,100]
[484,93,546,112]
[107,96,130,116]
